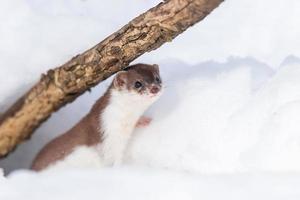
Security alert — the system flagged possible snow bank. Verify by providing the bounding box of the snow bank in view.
[127,61,300,173]
[1,168,300,200]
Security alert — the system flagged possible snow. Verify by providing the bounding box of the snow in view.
[125,61,300,174]
[1,0,300,199]
[2,168,300,200]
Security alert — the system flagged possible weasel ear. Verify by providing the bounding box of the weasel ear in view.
[153,64,159,73]
[113,71,127,88]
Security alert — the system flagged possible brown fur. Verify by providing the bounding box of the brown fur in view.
[31,63,161,171]
[31,89,110,171]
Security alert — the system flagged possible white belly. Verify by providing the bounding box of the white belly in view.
[44,146,104,172]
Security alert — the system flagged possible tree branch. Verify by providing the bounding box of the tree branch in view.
[0,0,224,157]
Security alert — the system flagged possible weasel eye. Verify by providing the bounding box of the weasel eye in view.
[155,77,161,83]
[134,81,142,89]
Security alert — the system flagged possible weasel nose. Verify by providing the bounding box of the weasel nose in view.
[150,86,160,94]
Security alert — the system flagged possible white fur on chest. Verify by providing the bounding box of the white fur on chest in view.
[99,89,156,165]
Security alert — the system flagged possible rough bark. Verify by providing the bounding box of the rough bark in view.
[0,0,224,157]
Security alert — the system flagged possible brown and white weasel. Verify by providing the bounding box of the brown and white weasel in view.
[31,63,163,171]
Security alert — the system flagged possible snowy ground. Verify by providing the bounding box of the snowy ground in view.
[2,168,300,200]
[1,0,300,199]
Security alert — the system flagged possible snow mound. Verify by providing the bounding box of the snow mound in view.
[123,61,300,173]
[1,168,300,200]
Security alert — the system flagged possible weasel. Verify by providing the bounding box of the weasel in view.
[31,63,163,171]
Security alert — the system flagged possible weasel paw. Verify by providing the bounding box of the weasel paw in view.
[136,116,152,128]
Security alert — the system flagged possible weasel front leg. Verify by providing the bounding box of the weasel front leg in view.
[100,116,152,166]
[99,133,131,166]
[136,116,152,128]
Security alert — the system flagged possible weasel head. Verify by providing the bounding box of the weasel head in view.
[112,63,163,105]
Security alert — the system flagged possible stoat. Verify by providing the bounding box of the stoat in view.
[31,63,163,171]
